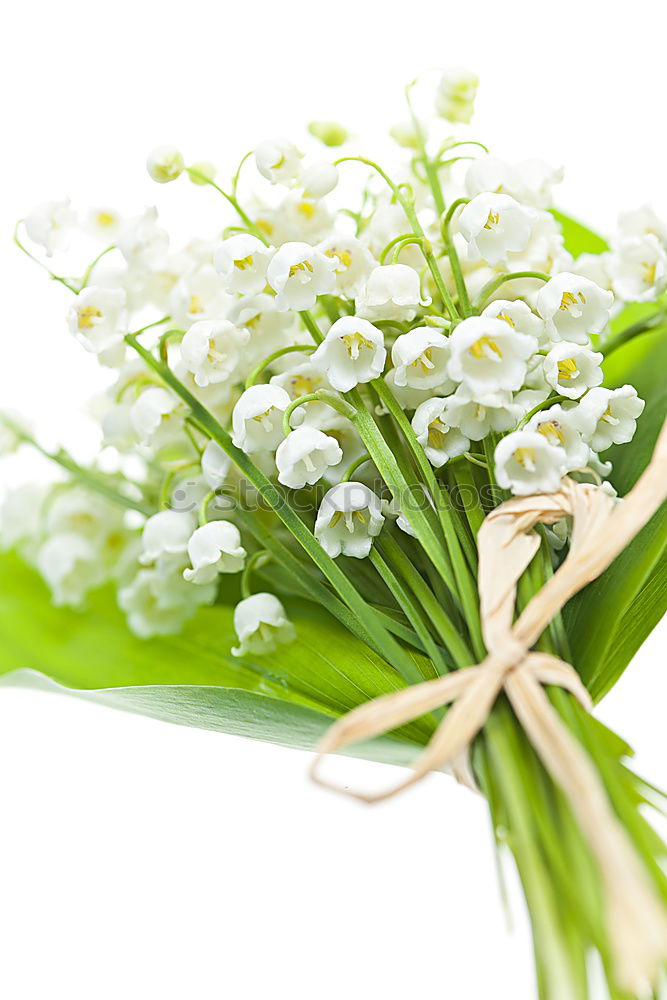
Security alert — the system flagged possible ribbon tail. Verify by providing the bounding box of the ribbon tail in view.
[310,668,481,802]
[505,668,667,994]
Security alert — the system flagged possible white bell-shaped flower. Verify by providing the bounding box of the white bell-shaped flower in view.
[391,328,455,392]
[266,241,336,311]
[412,398,470,467]
[576,385,645,452]
[275,427,343,488]
[213,234,275,295]
[525,403,590,470]
[254,139,303,185]
[311,316,386,392]
[119,566,215,639]
[140,510,197,565]
[201,440,231,489]
[536,272,614,344]
[168,264,230,330]
[543,343,604,399]
[232,593,296,656]
[317,235,376,298]
[481,299,546,347]
[447,316,536,403]
[231,384,291,454]
[117,206,169,266]
[300,162,339,199]
[67,286,127,354]
[383,368,433,411]
[315,481,384,559]
[36,533,105,607]
[24,199,76,256]
[608,235,667,303]
[494,430,567,495]
[435,68,478,124]
[130,387,182,445]
[444,386,522,441]
[618,204,667,243]
[180,319,249,388]
[458,193,536,266]
[356,264,430,323]
[183,521,246,584]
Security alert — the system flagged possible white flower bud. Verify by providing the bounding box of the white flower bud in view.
[307,120,349,147]
[232,593,296,656]
[536,272,614,344]
[231,385,291,454]
[458,193,536,267]
[24,199,76,257]
[36,533,105,608]
[188,161,217,185]
[183,521,246,584]
[201,440,231,489]
[311,316,386,392]
[300,162,339,199]
[255,138,303,185]
[314,482,384,559]
[213,234,275,295]
[543,343,604,400]
[494,430,567,496]
[435,68,478,124]
[317,235,376,298]
[266,241,336,311]
[146,146,184,183]
[140,510,197,565]
[275,427,343,488]
[130,388,180,443]
[67,286,127,354]
[355,264,430,323]
[412,398,470,468]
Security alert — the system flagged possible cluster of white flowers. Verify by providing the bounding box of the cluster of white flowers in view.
[4,69,656,653]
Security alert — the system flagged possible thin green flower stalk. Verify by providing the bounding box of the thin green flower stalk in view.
[7,75,667,1000]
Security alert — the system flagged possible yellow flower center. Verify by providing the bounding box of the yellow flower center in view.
[514,447,536,471]
[537,420,565,446]
[96,211,116,228]
[410,347,436,373]
[641,261,657,285]
[291,374,321,395]
[77,306,102,330]
[483,211,500,230]
[256,218,274,236]
[234,254,254,271]
[469,336,502,360]
[326,248,353,268]
[189,296,204,314]
[496,311,515,327]
[427,418,448,449]
[297,202,316,220]
[557,357,578,381]
[289,260,314,277]
[559,290,586,311]
[342,332,374,359]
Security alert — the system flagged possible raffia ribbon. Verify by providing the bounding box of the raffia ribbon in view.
[311,416,667,992]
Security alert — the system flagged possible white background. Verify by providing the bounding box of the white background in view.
[2,1,667,997]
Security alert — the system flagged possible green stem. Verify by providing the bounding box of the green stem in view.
[473,271,551,312]
[517,394,569,429]
[14,221,79,293]
[341,453,372,481]
[185,167,267,243]
[246,345,314,388]
[123,332,423,685]
[299,310,324,344]
[240,550,272,599]
[441,206,472,316]
[379,233,425,265]
[335,156,459,321]
[282,391,354,437]
[600,310,667,358]
[1,414,151,516]
[80,245,116,289]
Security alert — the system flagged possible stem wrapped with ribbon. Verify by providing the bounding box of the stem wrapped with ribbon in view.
[311,416,667,993]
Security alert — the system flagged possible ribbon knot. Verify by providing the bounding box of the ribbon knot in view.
[310,416,667,993]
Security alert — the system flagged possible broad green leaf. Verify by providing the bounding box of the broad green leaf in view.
[563,322,667,698]
[551,210,609,257]
[0,551,434,761]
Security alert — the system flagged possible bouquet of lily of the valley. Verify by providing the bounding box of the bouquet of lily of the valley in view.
[3,69,667,1000]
